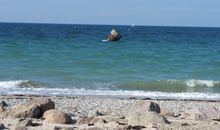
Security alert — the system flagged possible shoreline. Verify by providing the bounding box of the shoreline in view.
[1,94,220,102]
[0,95,220,129]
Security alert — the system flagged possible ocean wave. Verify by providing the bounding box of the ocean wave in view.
[0,87,219,100]
[0,80,44,88]
[118,79,220,92]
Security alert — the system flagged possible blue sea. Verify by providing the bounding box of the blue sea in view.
[0,23,220,100]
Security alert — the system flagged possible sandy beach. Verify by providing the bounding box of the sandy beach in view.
[0,95,219,130]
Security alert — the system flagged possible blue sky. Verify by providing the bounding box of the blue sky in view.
[0,0,220,27]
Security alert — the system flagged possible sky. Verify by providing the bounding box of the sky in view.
[0,0,220,27]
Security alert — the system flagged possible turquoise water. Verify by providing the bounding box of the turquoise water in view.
[0,23,220,99]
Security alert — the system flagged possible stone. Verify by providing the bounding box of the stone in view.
[127,111,168,126]
[9,103,41,118]
[11,125,27,130]
[126,101,168,126]
[43,109,72,124]
[160,109,174,117]
[18,118,42,127]
[0,106,5,113]
[0,123,6,129]
[77,117,105,125]
[30,97,55,114]
[185,107,220,121]
[95,109,117,116]
[128,101,161,114]
[0,101,8,107]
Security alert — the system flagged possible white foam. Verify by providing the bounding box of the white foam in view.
[167,79,220,87]
[184,79,220,87]
[0,80,29,88]
[0,87,219,100]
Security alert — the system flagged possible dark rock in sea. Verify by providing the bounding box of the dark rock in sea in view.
[95,109,117,116]
[106,29,121,42]
[0,101,8,113]
[18,118,42,127]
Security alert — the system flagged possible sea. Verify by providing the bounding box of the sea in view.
[0,23,220,100]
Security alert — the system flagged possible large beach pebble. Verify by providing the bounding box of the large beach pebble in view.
[160,108,174,117]
[30,97,55,114]
[185,107,220,121]
[0,123,6,129]
[43,109,72,124]
[77,116,105,125]
[126,101,168,126]
[11,125,27,130]
[0,106,5,113]
[128,101,161,114]
[0,101,8,113]
[0,101,8,107]
[9,103,40,118]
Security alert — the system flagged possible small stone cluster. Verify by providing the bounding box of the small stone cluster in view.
[0,97,220,130]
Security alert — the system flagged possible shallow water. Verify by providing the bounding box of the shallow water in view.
[0,23,220,99]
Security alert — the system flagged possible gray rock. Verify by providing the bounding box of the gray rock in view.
[128,101,161,114]
[0,123,6,129]
[11,125,27,130]
[127,111,168,126]
[0,101,8,107]
[43,109,73,124]
[30,97,55,114]
[9,103,41,118]
[185,107,220,121]
[126,101,168,126]
[95,109,117,116]
[77,117,105,125]
[0,106,5,113]
[18,118,42,127]
[160,108,174,117]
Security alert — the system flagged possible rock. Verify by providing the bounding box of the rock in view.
[77,117,105,125]
[0,101,8,113]
[9,103,41,118]
[185,107,220,121]
[98,116,123,123]
[18,118,42,127]
[127,111,168,126]
[106,29,121,42]
[128,101,161,114]
[43,109,72,124]
[0,106,5,113]
[0,101,8,107]
[126,101,168,126]
[160,109,174,117]
[30,97,55,114]
[95,109,117,116]
[179,112,190,119]
[0,123,6,129]
[11,125,27,130]
[115,125,132,130]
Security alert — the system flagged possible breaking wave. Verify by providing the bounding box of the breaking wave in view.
[0,79,220,100]
[0,80,44,88]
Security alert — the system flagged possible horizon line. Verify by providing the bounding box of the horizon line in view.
[0,21,220,28]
